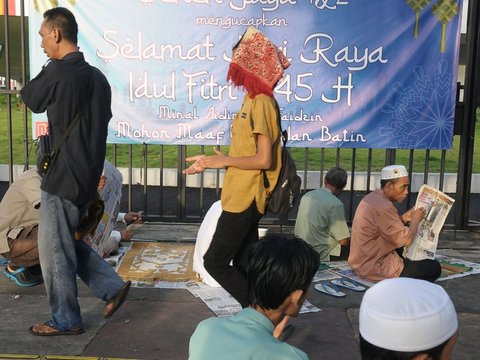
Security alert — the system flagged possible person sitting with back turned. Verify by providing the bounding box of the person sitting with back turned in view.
[189,234,320,360]
[0,171,114,286]
[359,277,458,360]
[0,169,43,287]
[349,165,441,282]
[294,167,350,262]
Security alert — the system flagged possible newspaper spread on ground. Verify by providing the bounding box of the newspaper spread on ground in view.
[314,257,480,284]
[105,243,128,267]
[404,184,455,261]
[115,241,197,288]
[186,281,320,317]
[85,160,123,256]
[186,281,242,317]
[313,262,375,288]
[436,254,480,281]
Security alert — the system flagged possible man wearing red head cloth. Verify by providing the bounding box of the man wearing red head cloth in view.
[184,27,290,308]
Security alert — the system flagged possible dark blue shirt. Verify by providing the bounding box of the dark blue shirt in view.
[21,52,112,206]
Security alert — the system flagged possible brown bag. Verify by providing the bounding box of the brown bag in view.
[75,193,105,240]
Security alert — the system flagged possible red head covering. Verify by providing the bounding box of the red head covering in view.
[227,27,290,98]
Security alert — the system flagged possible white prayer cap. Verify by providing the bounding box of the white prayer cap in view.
[359,278,458,352]
[381,165,408,180]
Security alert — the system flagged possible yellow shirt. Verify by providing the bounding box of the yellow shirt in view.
[221,94,282,214]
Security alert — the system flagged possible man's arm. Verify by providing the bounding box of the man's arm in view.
[330,203,351,247]
[403,208,426,247]
[184,134,272,174]
[20,65,55,114]
[377,206,425,248]
[124,212,143,224]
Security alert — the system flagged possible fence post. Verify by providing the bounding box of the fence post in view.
[177,145,187,220]
[384,149,396,166]
[456,0,480,228]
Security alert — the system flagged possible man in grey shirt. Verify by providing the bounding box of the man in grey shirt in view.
[295,167,350,262]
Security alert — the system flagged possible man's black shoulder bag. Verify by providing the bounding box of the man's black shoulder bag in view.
[36,111,82,174]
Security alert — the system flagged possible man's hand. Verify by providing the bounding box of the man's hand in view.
[125,212,143,224]
[401,208,414,224]
[97,175,107,191]
[183,155,207,175]
[403,207,426,247]
[193,147,228,169]
[120,230,133,241]
[410,207,426,225]
[183,147,230,175]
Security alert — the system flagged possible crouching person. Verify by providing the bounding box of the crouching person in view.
[189,234,320,360]
[359,278,458,360]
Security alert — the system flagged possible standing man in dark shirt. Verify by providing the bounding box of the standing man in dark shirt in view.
[20,7,130,336]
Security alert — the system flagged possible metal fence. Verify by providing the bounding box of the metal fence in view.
[1,0,479,228]
[101,139,477,228]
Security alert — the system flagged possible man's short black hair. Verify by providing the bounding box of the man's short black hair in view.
[380,178,400,189]
[325,167,348,189]
[247,234,319,310]
[359,334,450,360]
[43,7,78,44]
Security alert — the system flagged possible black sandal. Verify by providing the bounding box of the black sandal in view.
[103,280,131,318]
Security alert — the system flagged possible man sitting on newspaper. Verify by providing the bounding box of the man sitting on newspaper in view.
[189,234,319,359]
[348,165,441,282]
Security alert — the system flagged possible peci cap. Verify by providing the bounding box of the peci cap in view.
[359,278,458,352]
[381,165,408,180]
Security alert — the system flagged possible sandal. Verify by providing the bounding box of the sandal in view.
[314,282,346,297]
[3,266,42,287]
[103,280,131,318]
[331,278,366,292]
[29,321,84,336]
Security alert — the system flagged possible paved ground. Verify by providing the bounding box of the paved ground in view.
[1,224,480,360]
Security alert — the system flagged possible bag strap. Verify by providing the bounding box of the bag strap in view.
[28,107,83,169]
[51,75,94,153]
[51,112,81,153]
[249,98,285,191]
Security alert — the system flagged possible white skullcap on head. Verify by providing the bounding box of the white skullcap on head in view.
[359,278,458,352]
[381,165,408,180]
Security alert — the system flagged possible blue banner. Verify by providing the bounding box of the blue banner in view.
[28,0,462,149]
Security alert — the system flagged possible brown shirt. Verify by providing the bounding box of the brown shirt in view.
[348,189,407,281]
[0,169,41,254]
[221,94,281,214]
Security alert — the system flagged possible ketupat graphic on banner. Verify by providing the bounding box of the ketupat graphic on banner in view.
[28,0,462,149]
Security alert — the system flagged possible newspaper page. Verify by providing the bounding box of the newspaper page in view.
[313,262,375,288]
[186,281,242,317]
[84,160,123,256]
[186,281,320,317]
[404,185,454,261]
[435,254,480,281]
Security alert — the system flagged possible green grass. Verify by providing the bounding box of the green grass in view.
[1,102,479,173]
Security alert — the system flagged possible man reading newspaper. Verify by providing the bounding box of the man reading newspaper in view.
[349,165,441,282]
[404,184,454,261]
